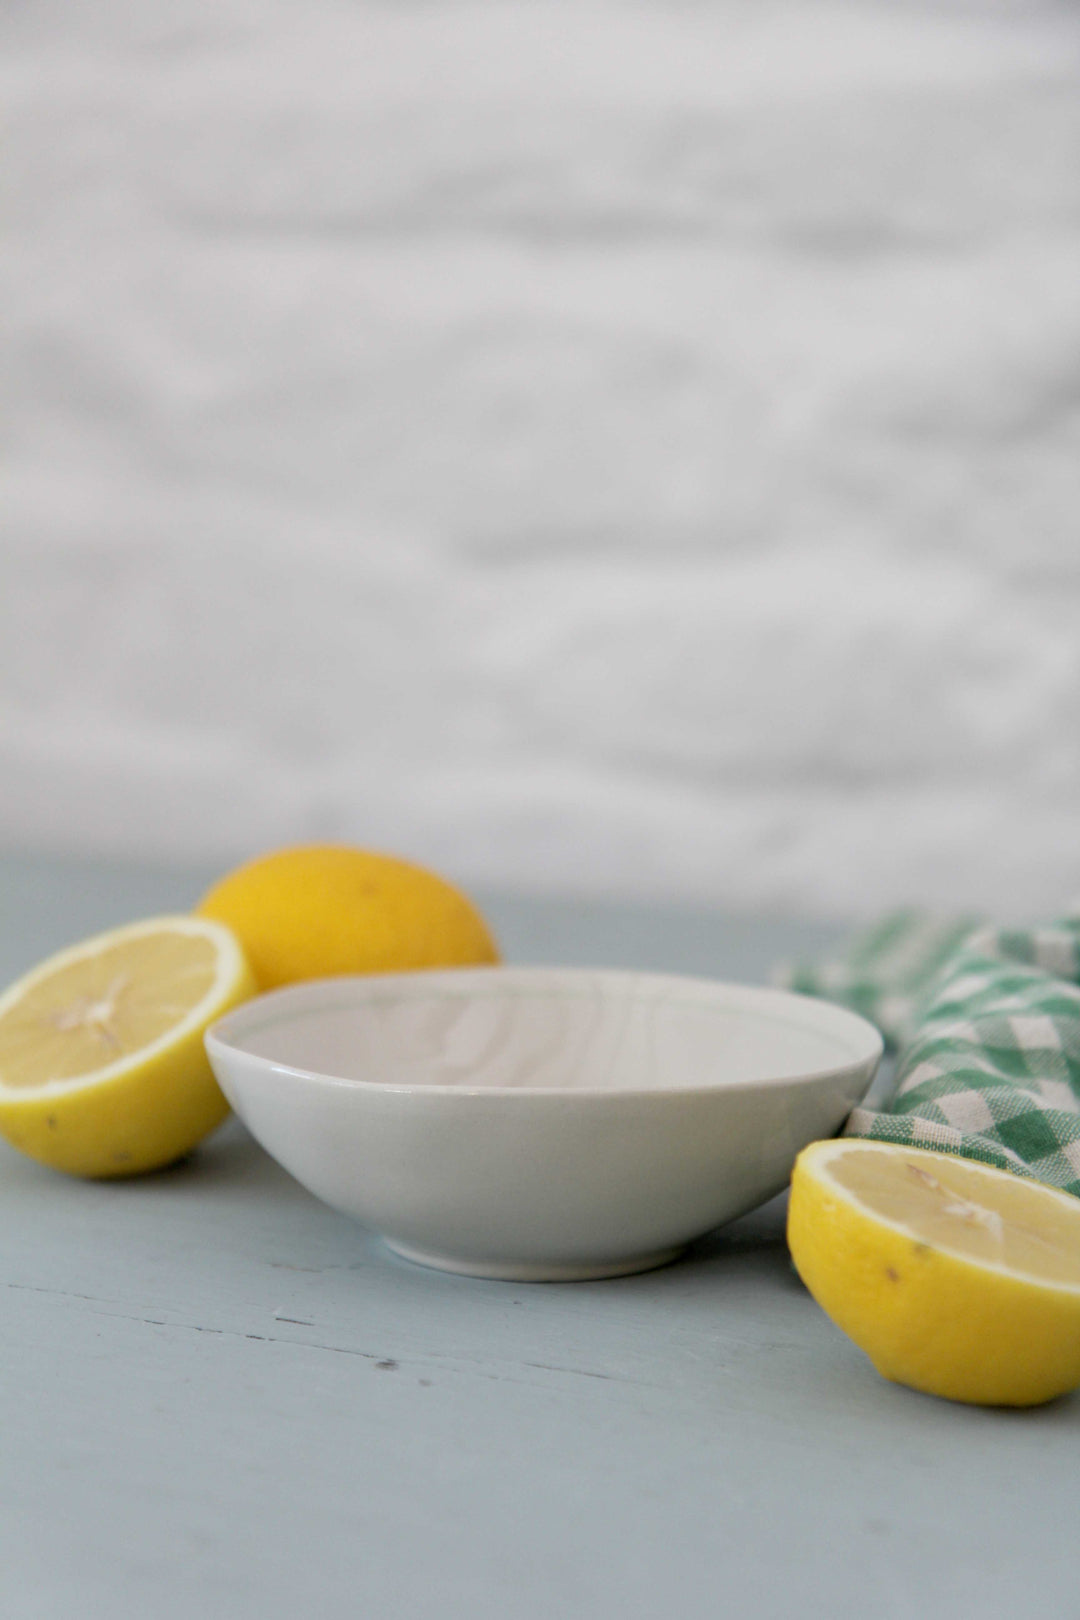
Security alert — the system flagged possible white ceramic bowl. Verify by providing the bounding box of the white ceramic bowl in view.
[206,967,882,1281]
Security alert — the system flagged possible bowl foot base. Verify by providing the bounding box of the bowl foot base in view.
[382,1239,687,1282]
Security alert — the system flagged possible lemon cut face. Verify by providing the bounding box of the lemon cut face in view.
[788,1140,1080,1407]
[0,916,256,1178]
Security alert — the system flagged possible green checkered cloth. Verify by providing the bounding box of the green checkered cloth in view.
[776,911,1080,1198]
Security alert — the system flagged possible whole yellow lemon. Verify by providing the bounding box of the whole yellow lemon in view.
[196,845,500,990]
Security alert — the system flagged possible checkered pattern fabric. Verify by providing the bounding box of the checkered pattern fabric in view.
[776,913,1080,1198]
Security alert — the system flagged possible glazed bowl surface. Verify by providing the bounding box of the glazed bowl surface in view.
[206,967,882,1280]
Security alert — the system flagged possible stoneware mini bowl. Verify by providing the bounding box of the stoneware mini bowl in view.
[205,967,882,1281]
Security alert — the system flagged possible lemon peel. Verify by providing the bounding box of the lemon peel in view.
[197,845,499,990]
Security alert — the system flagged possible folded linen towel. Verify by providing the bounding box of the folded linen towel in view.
[776,911,1080,1198]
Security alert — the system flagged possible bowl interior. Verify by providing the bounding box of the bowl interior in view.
[211,968,880,1094]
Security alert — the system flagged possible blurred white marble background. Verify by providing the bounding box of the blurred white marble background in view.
[5,0,1080,918]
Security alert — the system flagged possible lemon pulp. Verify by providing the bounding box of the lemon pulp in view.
[0,916,256,1177]
[829,1144,1080,1288]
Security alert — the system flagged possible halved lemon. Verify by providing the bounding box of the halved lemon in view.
[788,1139,1080,1406]
[0,916,256,1178]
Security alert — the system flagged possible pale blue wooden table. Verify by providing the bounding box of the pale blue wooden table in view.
[2,855,1076,1620]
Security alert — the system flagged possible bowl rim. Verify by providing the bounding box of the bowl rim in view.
[205,965,884,1100]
